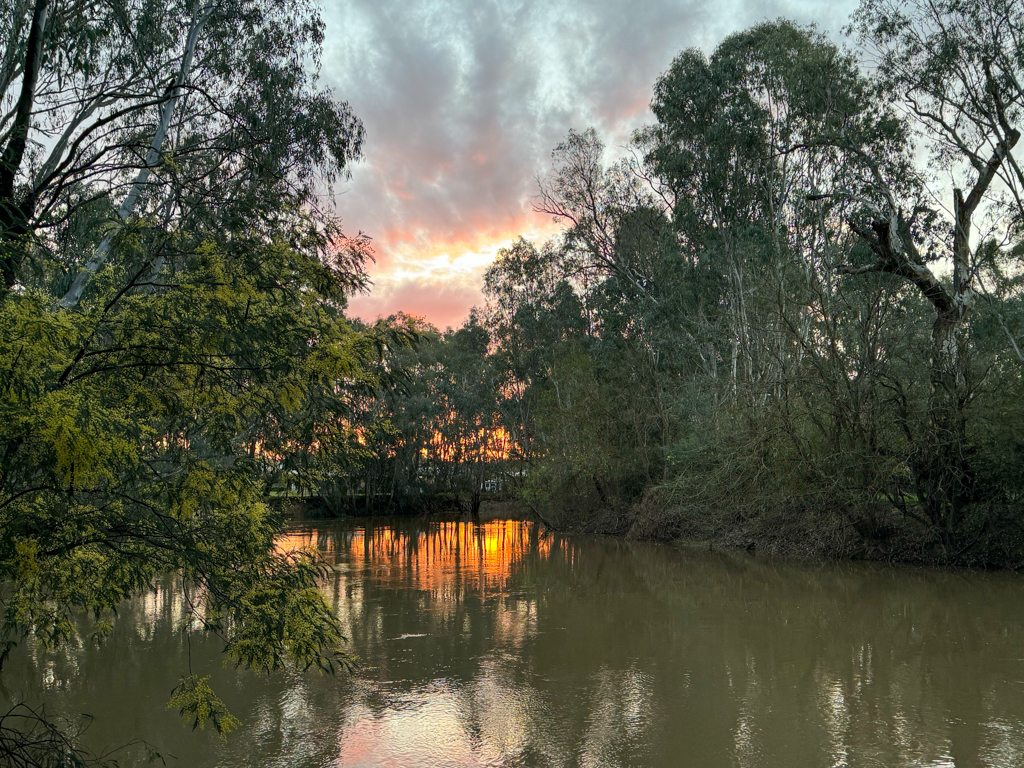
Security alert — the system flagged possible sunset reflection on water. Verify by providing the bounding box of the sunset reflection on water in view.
[9,518,1024,767]
[277,519,555,598]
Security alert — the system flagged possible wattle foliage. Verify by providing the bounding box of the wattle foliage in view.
[0,0,389,752]
[0,230,382,721]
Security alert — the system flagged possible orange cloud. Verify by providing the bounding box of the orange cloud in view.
[324,0,859,331]
[348,281,482,330]
[349,213,561,328]
[389,178,416,201]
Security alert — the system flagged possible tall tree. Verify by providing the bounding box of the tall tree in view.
[0,0,374,753]
[844,0,1024,539]
[0,0,363,299]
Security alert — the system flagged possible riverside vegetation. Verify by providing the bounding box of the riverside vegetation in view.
[0,0,408,760]
[1,0,1024,762]
[330,1,1024,568]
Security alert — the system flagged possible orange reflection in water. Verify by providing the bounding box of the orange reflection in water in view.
[278,520,554,599]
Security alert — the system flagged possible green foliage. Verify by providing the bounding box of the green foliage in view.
[0,229,377,676]
[314,312,511,517]
[457,14,1024,563]
[167,676,241,738]
[0,0,384,755]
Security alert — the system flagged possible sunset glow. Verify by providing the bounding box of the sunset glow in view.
[323,0,857,329]
[276,520,557,597]
[345,220,561,329]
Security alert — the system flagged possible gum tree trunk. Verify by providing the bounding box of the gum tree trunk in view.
[59,2,214,308]
[842,127,1019,547]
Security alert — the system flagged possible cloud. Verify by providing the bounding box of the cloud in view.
[347,280,482,331]
[321,0,861,326]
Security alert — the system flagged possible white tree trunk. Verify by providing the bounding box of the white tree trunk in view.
[59,2,214,309]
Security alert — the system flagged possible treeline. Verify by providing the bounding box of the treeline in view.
[345,1,1024,565]
[305,314,508,518]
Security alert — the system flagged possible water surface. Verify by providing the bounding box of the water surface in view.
[4,518,1024,767]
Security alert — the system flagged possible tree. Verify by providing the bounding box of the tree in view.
[482,237,578,472]
[0,0,375,754]
[0,0,363,300]
[534,128,661,302]
[843,0,1024,540]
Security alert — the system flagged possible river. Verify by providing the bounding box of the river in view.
[4,518,1024,767]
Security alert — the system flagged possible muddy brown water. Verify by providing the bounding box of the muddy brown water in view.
[4,518,1024,767]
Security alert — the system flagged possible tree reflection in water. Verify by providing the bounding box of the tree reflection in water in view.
[5,518,1024,767]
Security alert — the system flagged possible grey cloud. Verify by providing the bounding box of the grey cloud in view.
[320,0,861,320]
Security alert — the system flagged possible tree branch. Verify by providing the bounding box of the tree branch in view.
[0,0,48,202]
[843,217,954,315]
[0,0,49,290]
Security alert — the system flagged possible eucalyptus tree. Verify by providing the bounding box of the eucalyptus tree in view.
[534,128,663,304]
[0,0,363,300]
[622,13,1024,551]
[433,318,507,518]
[835,0,1024,540]
[472,14,1024,556]
[482,237,576,472]
[644,21,902,399]
[316,315,441,516]
[481,233,674,522]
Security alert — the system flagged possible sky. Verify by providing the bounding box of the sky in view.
[320,0,860,329]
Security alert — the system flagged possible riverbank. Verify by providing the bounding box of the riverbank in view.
[278,491,1024,568]
[537,488,1024,569]
[278,496,533,523]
